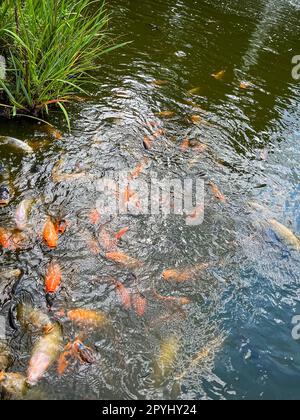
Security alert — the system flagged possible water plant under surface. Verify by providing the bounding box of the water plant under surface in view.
[0,0,123,128]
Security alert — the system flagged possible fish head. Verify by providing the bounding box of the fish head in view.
[43,322,55,335]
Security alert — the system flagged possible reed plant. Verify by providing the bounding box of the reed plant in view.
[0,0,123,128]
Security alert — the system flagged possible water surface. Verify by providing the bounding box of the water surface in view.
[1,0,300,400]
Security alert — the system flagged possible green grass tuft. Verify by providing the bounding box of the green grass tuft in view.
[0,0,125,128]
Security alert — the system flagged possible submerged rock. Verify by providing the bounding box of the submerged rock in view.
[0,55,6,80]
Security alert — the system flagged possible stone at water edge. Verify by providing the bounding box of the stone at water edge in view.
[0,55,6,80]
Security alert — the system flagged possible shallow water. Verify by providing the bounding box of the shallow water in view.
[0,0,300,400]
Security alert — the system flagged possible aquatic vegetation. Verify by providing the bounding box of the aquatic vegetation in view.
[0,0,124,127]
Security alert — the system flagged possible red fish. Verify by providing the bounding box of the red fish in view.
[67,309,108,328]
[163,263,212,282]
[153,291,190,305]
[106,251,141,268]
[115,227,129,240]
[0,228,12,249]
[208,182,227,203]
[43,218,58,248]
[89,209,101,225]
[180,139,190,151]
[132,293,147,317]
[99,227,116,251]
[45,262,62,294]
[113,279,132,310]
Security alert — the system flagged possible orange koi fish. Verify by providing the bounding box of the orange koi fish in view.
[0,227,12,249]
[113,279,132,310]
[89,209,101,225]
[163,263,212,282]
[190,115,202,124]
[57,339,96,375]
[208,182,227,203]
[152,80,168,87]
[132,293,147,317]
[42,125,62,140]
[180,138,190,151]
[106,251,141,269]
[45,262,62,294]
[156,111,175,118]
[212,70,226,80]
[67,309,109,328]
[153,291,190,305]
[240,81,253,89]
[186,205,204,223]
[88,239,101,255]
[43,218,58,248]
[99,227,116,251]
[152,128,165,138]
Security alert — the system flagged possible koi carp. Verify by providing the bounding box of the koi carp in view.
[27,324,62,386]
[162,262,212,282]
[43,218,58,248]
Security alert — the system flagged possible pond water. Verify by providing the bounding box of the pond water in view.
[1,0,300,400]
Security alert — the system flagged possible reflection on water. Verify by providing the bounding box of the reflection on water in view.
[0,0,300,400]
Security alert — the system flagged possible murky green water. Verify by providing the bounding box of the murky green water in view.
[1,0,300,400]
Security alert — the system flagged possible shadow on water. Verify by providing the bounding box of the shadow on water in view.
[1,0,300,400]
